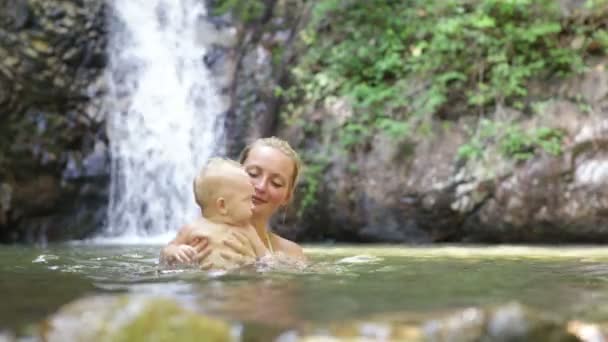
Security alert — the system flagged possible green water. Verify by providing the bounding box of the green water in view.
[3,244,608,336]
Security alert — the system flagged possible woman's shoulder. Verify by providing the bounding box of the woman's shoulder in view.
[271,233,306,260]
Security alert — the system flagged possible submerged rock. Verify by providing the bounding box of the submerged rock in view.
[567,321,605,342]
[0,331,15,342]
[423,303,581,342]
[42,295,232,342]
[284,303,603,342]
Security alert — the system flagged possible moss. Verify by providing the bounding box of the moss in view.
[110,299,231,342]
[42,296,232,342]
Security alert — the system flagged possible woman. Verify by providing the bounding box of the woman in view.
[161,137,307,266]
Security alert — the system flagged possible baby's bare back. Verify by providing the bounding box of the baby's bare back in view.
[186,218,259,270]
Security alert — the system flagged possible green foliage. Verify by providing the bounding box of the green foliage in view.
[340,122,370,148]
[375,118,410,139]
[285,0,602,149]
[457,119,565,161]
[211,0,265,23]
[297,153,329,216]
[593,29,608,53]
[585,0,608,8]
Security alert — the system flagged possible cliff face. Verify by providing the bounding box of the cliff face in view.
[0,0,108,242]
[2,0,608,244]
[285,69,608,243]
[226,1,608,243]
[261,69,608,244]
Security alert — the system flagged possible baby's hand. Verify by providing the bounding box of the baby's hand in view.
[162,243,202,265]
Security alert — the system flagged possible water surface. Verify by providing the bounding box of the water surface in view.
[3,244,608,336]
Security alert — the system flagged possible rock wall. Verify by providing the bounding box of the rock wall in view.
[221,0,307,157]
[226,1,608,243]
[288,68,608,243]
[0,0,108,243]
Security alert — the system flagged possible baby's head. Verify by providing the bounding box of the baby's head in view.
[193,158,254,225]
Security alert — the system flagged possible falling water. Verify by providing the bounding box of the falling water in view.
[102,0,225,241]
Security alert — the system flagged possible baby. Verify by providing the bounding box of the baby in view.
[160,158,268,270]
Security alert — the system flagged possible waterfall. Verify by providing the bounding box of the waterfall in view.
[101,0,225,242]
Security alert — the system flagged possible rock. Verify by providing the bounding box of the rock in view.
[0,72,10,105]
[423,303,581,342]
[22,47,39,59]
[561,68,608,104]
[223,0,305,157]
[52,76,65,88]
[568,321,605,342]
[62,47,80,63]
[279,303,596,341]
[0,331,15,342]
[560,0,589,17]
[423,307,487,341]
[31,38,52,54]
[580,70,608,104]
[277,58,608,243]
[81,141,110,177]
[0,0,108,243]
[0,183,12,225]
[0,0,30,30]
[2,56,19,67]
[42,295,232,342]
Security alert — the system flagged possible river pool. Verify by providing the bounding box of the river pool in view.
[2,244,608,339]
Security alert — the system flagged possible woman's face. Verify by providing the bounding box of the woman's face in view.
[242,145,295,219]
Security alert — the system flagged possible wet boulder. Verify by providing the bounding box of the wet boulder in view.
[41,295,232,342]
[423,303,581,342]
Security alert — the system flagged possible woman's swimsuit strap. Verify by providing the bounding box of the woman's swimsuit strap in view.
[265,230,274,254]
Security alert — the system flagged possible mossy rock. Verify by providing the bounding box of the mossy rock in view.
[42,295,231,342]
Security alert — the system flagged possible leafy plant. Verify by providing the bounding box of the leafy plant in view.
[458,119,565,161]
[211,0,265,23]
[283,0,602,149]
[297,154,330,216]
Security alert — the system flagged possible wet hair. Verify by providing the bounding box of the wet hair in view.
[193,157,245,209]
[238,136,302,197]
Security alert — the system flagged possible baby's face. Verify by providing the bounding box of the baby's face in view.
[225,170,255,224]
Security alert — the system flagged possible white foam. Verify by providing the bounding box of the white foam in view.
[75,232,176,245]
[336,255,383,264]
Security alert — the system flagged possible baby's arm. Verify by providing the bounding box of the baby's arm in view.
[159,224,198,265]
[170,224,196,245]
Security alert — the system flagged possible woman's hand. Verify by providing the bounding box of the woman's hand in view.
[218,231,257,266]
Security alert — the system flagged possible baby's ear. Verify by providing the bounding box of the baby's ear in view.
[216,197,228,215]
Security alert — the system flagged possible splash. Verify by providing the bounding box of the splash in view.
[102,0,225,240]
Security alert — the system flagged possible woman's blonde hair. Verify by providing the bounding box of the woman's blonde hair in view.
[238,136,302,198]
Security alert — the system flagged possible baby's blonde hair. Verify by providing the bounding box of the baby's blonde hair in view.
[193,157,244,209]
[238,136,302,197]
